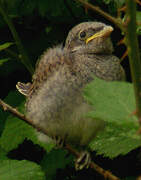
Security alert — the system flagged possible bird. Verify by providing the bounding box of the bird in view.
[16,21,125,169]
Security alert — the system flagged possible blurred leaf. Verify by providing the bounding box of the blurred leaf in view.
[103,0,112,4]
[45,26,52,34]
[0,146,7,160]
[18,0,37,15]
[38,0,66,17]
[136,11,141,22]
[38,0,48,17]
[83,77,141,158]
[0,42,13,51]
[123,177,136,180]
[0,159,45,180]
[137,26,141,35]
[114,0,125,7]
[38,0,84,22]
[0,60,23,76]
[40,149,73,180]
[136,11,141,35]
[102,0,125,7]
[0,91,54,153]
[0,58,9,66]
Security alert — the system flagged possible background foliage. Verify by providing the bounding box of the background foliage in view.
[0,0,141,179]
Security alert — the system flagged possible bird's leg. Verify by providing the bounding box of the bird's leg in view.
[75,151,91,170]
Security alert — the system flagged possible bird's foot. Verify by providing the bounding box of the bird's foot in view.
[75,151,91,170]
[53,135,65,148]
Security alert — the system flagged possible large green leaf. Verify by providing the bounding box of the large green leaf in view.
[0,159,45,180]
[0,91,24,135]
[0,146,7,160]
[83,77,141,158]
[0,113,35,152]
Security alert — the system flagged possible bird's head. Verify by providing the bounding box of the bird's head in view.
[65,22,114,54]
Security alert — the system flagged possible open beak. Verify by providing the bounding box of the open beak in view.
[86,26,113,44]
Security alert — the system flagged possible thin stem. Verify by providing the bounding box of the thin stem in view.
[75,0,124,31]
[0,3,34,75]
[0,99,120,180]
[4,49,20,61]
[125,0,141,119]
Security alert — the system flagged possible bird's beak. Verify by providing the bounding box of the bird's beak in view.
[86,26,113,44]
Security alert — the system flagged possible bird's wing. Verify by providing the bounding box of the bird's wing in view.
[29,47,72,98]
[33,47,68,82]
[16,47,69,97]
[16,82,32,96]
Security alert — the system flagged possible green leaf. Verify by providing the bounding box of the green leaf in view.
[40,149,73,180]
[0,112,54,152]
[0,113,35,152]
[123,11,141,35]
[0,91,54,153]
[114,0,125,7]
[38,0,48,17]
[18,0,37,15]
[0,159,45,180]
[0,58,9,66]
[0,146,7,161]
[103,0,112,4]
[83,77,141,158]
[37,0,84,22]
[0,91,24,135]
[136,11,141,35]
[0,42,13,51]
[136,11,141,22]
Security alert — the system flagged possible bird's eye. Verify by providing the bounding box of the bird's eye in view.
[78,31,87,40]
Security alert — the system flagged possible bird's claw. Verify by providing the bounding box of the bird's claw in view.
[53,135,65,148]
[75,151,91,170]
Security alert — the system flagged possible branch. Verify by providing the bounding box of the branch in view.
[0,3,34,75]
[4,49,20,62]
[75,0,124,31]
[0,99,120,180]
[125,0,141,120]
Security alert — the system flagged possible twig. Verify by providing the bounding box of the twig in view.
[0,99,120,180]
[75,0,124,31]
[66,144,120,180]
[0,99,47,133]
[0,3,34,75]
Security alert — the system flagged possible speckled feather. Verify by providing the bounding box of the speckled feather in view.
[27,47,73,100]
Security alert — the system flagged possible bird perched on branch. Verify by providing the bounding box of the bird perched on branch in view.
[16,22,125,169]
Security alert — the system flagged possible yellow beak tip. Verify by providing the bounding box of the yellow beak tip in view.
[86,26,113,44]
